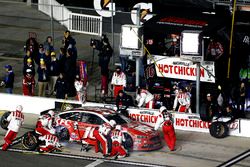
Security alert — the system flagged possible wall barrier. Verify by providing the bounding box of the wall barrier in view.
[0,93,249,137]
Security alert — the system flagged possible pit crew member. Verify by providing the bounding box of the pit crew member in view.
[2,105,24,151]
[38,134,61,153]
[35,110,56,136]
[136,87,155,109]
[110,125,128,159]
[154,106,176,151]
[93,120,116,157]
[111,66,126,98]
[173,87,191,113]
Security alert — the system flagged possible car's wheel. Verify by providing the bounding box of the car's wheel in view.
[56,126,69,141]
[22,131,38,151]
[200,103,213,122]
[0,112,11,130]
[123,133,133,151]
[209,121,229,139]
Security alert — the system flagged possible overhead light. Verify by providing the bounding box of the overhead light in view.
[202,11,216,15]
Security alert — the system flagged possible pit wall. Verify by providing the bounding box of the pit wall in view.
[0,93,249,137]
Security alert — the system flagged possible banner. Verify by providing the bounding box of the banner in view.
[151,56,215,83]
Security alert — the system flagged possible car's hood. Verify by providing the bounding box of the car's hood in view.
[122,121,158,136]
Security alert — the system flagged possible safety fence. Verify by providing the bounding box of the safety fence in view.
[38,0,102,36]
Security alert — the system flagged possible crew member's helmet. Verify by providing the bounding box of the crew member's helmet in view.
[115,125,122,131]
[159,106,167,113]
[48,110,55,117]
[16,105,23,112]
[109,120,116,127]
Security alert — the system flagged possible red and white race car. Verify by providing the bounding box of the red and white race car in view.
[55,106,162,151]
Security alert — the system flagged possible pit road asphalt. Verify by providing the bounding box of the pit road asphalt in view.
[0,112,250,167]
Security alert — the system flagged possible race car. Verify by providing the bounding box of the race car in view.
[55,106,162,151]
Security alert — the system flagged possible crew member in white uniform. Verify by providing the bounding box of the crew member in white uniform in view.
[2,105,24,151]
[111,66,126,98]
[136,87,155,109]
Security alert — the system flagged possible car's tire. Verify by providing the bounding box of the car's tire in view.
[209,121,229,139]
[22,131,39,151]
[123,133,133,151]
[56,126,70,141]
[200,103,213,122]
[0,112,11,130]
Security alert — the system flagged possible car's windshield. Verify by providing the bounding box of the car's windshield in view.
[104,114,131,124]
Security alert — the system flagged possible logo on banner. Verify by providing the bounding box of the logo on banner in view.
[93,0,116,17]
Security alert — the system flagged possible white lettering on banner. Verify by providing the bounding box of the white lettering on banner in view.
[243,36,250,45]
[93,0,115,17]
[154,57,215,83]
[129,113,158,123]
[131,3,153,25]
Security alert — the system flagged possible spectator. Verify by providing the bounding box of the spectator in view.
[136,87,155,109]
[206,93,221,118]
[35,44,45,65]
[237,81,246,117]
[58,47,66,73]
[173,87,191,113]
[48,52,60,96]
[111,66,126,98]
[22,69,35,96]
[119,54,128,72]
[63,30,77,60]
[43,36,54,53]
[37,60,49,97]
[54,73,68,99]
[23,58,35,77]
[64,48,76,97]
[23,50,34,66]
[1,65,14,94]
[25,37,38,61]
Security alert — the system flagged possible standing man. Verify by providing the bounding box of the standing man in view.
[154,106,176,151]
[1,65,15,94]
[111,66,126,98]
[136,87,155,109]
[173,87,191,113]
[2,105,24,151]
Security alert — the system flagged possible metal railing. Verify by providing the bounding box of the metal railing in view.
[38,0,102,36]
[69,13,102,36]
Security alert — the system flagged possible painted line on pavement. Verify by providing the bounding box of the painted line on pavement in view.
[217,149,250,167]
[6,148,168,167]
[85,159,104,167]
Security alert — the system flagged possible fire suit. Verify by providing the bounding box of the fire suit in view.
[111,71,126,98]
[2,110,24,151]
[35,115,55,136]
[154,111,176,151]
[173,92,191,113]
[39,134,61,152]
[74,80,87,103]
[136,89,155,109]
[110,129,127,157]
[93,123,112,155]
[22,75,35,96]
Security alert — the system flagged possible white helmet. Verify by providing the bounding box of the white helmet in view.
[16,105,23,112]
[48,110,55,117]
[109,120,116,127]
[115,125,122,131]
[159,106,167,113]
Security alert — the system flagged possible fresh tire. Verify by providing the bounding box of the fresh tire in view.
[209,122,229,139]
[123,133,133,151]
[0,112,11,130]
[22,131,38,151]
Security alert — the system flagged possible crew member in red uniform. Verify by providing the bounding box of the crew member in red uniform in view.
[110,125,128,159]
[22,69,35,96]
[111,66,126,98]
[35,110,56,136]
[136,87,155,109]
[38,134,61,153]
[93,120,116,157]
[2,105,24,151]
[154,106,176,151]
